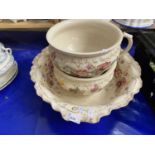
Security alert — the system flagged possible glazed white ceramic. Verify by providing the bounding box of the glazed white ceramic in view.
[47,19,133,77]
[0,43,18,90]
[0,43,12,54]
[50,46,120,77]
[114,19,154,28]
[0,43,14,74]
[54,61,117,95]
[0,62,18,90]
[30,47,142,123]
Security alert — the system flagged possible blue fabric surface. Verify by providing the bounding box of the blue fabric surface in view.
[0,31,155,135]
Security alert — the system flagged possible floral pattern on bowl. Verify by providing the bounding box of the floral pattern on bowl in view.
[54,61,117,96]
[47,20,133,78]
[51,46,120,78]
[30,47,142,123]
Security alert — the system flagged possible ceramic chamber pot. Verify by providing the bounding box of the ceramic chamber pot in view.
[46,19,133,78]
[54,61,117,96]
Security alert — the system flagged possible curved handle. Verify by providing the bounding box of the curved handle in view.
[2,47,12,54]
[5,48,12,54]
[122,32,133,53]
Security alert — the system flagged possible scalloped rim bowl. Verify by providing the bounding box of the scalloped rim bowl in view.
[30,47,142,124]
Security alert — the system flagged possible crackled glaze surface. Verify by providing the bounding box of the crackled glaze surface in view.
[30,47,142,124]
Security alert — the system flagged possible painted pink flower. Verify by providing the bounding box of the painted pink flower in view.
[114,68,122,78]
[97,62,110,71]
[91,84,99,92]
[116,77,127,88]
[86,64,93,70]
[76,69,88,77]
